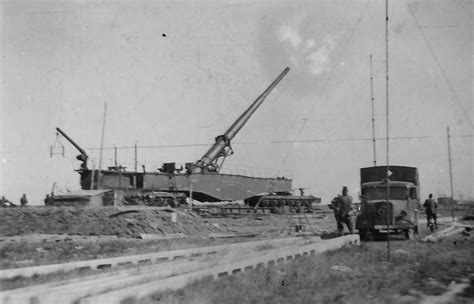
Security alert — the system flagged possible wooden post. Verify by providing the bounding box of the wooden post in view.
[114,145,117,168]
[447,126,455,221]
[97,102,107,189]
[134,143,138,172]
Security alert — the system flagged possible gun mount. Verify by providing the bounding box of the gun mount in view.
[192,67,290,173]
[63,67,310,206]
[56,127,88,170]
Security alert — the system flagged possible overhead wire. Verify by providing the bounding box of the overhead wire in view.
[407,3,473,129]
[84,134,472,150]
[272,134,473,143]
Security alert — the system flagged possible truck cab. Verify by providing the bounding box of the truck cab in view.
[355,166,420,240]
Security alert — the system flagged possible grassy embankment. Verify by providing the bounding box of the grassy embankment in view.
[140,238,474,304]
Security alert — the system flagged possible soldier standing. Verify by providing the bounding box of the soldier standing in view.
[330,186,354,236]
[20,194,28,207]
[44,194,54,206]
[423,193,438,229]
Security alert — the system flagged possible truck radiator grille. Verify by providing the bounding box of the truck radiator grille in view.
[374,201,393,225]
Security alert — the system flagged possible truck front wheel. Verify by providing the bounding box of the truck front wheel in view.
[404,229,414,240]
[358,229,369,241]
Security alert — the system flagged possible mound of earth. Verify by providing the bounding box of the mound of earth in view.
[0,207,221,238]
[0,207,336,268]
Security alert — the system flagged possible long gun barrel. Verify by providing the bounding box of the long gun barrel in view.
[56,127,89,170]
[193,67,290,172]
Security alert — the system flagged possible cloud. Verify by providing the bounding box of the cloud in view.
[307,49,331,75]
[307,34,338,75]
[304,39,316,50]
[278,25,302,49]
[277,24,339,76]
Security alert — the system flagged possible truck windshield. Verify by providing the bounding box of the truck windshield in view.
[364,187,408,200]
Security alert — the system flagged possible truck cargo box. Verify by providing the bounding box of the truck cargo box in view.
[360,166,419,186]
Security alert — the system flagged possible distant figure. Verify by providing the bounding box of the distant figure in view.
[423,193,438,229]
[20,194,28,207]
[330,186,354,236]
[44,194,54,206]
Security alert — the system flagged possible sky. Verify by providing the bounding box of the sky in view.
[1,0,472,205]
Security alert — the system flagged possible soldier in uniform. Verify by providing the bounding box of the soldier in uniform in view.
[44,194,54,206]
[423,193,438,229]
[20,194,28,207]
[330,186,354,236]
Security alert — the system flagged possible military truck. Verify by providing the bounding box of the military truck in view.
[356,166,419,240]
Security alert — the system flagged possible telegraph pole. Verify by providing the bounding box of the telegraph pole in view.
[447,126,455,221]
[134,142,138,172]
[97,102,107,189]
[114,145,117,168]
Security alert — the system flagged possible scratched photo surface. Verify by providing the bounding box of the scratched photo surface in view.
[0,0,472,303]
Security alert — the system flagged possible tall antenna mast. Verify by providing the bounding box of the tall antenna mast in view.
[385,0,391,261]
[370,54,377,167]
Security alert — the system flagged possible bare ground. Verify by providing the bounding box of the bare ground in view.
[2,206,472,304]
[143,223,474,304]
[0,207,334,292]
[0,207,334,268]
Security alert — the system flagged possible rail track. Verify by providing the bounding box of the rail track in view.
[1,235,359,304]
